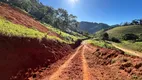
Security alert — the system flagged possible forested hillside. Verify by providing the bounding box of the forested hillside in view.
[79,21,111,33]
[0,0,79,33]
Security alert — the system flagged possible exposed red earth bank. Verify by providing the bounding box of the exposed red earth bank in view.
[0,3,73,80]
[0,3,60,37]
[0,35,73,80]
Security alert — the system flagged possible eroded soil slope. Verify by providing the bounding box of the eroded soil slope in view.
[85,44,142,80]
[0,3,60,37]
[0,35,72,80]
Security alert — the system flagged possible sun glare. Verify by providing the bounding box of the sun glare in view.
[69,0,79,5]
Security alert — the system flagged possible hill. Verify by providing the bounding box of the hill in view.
[107,25,142,39]
[0,0,80,33]
[106,25,142,53]
[0,3,59,37]
[0,3,84,43]
[79,21,111,34]
[0,3,82,80]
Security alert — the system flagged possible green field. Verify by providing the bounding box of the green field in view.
[106,25,142,52]
[116,41,142,52]
[0,16,66,43]
[107,25,142,39]
[85,39,115,49]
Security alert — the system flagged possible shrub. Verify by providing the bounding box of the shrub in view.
[138,34,142,41]
[101,32,109,40]
[122,34,139,41]
[111,37,121,43]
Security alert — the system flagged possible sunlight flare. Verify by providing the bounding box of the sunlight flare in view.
[69,0,79,5]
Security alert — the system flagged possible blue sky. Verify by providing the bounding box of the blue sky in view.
[39,0,142,25]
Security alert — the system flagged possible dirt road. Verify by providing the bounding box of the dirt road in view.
[42,44,92,80]
[28,43,142,80]
[112,43,142,57]
[46,45,84,80]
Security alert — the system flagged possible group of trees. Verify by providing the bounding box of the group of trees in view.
[122,34,139,41]
[97,32,140,43]
[0,0,79,32]
[111,19,142,27]
[119,19,142,26]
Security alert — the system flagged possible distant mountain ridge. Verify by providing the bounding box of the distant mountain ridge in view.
[79,21,111,34]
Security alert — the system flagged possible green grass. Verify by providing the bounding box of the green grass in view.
[0,16,66,43]
[116,41,142,52]
[107,25,142,39]
[85,39,115,49]
[94,29,105,39]
[42,23,85,43]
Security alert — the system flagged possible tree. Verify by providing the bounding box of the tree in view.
[101,33,109,40]
[122,34,139,41]
[111,37,121,43]
[123,22,129,26]
[140,19,142,25]
[56,8,69,30]
[68,14,78,31]
[138,34,142,41]
[131,20,139,25]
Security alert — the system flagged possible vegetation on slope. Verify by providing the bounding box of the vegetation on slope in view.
[79,21,111,34]
[43,23,85,42]
[0,16,66,43]
[94,26,142,53]
[93,25,142,53]
[116,41,142,52]
[85,39,114,49]
[0,0,80,33]
[107,25,142,39]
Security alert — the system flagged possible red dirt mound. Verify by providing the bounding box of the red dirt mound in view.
[0,3,60,38]
[0,35,72,80]
[85,44,142,80]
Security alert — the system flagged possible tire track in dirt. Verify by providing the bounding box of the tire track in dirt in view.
[42,45,84,80]
[42,44,94,80]
[82,46,91,80]
[83,45,100,80]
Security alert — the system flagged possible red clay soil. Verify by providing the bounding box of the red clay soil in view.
[28,45,84,80]
[85,44,142,80]
[0,35,73,80]
[48,45,84,80]
[0,3,60,37]
[29,44,142,80]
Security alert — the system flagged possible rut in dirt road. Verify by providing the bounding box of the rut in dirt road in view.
[42,44,91,80]
[82,46,91,80]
